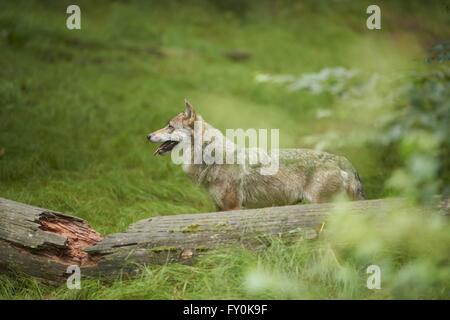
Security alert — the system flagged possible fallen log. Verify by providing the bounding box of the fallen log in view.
[0,197,408,284]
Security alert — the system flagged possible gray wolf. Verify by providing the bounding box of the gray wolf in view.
[147,100,364,210]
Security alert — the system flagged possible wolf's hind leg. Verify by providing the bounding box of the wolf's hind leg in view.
[304,170,344,203]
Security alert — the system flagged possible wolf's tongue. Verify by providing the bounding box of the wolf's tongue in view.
[154,141,177,155]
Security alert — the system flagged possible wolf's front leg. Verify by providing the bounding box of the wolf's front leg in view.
[208,181,242,211]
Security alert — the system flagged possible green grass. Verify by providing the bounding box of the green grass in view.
[0,0,449,299]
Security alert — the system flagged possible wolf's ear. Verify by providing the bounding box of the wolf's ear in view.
[184,99,196,120]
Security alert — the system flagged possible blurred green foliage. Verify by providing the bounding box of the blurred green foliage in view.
[382,67,450,202]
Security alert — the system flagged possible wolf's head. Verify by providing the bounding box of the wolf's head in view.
[147,99,198,155]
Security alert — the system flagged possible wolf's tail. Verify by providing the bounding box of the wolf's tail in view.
[339,157,365,200]
[351,171,365,200]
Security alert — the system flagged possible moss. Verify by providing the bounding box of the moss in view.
[212,222,232,231]
[169,224,202,233]
[183,224,201,233]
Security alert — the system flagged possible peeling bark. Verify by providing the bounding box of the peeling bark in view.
[39,213,101,265]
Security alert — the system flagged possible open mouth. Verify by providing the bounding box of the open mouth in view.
[154,140,179,155]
